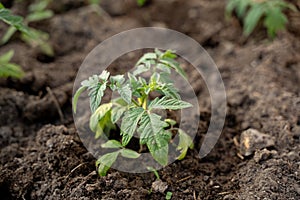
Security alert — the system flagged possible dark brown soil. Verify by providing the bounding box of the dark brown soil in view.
[0,0,300,199]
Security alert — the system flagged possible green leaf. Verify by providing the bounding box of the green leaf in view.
[96,151,119,176]
[101,140,123,148]
[89,0,101,5]
[0,51,24,79]
[133,64,149,76]
[110,74,132,104]
[90,103,112,132]
[72,85,87,114]
[138,112,170,165]
[154,48,163,57]
[0,3,4,9]
[161,49,177,59]
[149,96,192,110]
[0,63,24,78]
[111,97,128,106]
[137,0,147,6]
[1,26,17,45]
[29,0,49,12]
[110,74,125,90]
[146,132,170,166]
[95,110,115,139]
[236,0,251,18]
[159,58,187,80]
[244,4,264,36]
[177,129,194,160]
[26,10,53,22]
[164,118,177,126]
[156,63,171,74]
[118,84,132,104]
[166,191,173,200]
[99,70,110,81]
[138,112,168,144]
[128,73,142,98]
[111,106,127,123]
[138,76,147,86]
[20,28,54,56]
[136,52,157,66]
[149,72,160,86]
[157,82,180,99]
[226,0,238,15]
[159,72,173,84]
[37,37,54,56]
[81,71,110,113]
[264,7,287,38]
[0,8,31,37]
[0,9,22,25]
[120,107,145,146]
[225,0,238,19]
[0,50,14,63]
[120,149,141,159]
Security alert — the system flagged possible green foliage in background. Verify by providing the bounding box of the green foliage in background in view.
[88,0,148,6]
[226,0,296,38]
[0,50,24,78]
[0,3,25,78]
[0,0,54,56]
[73,49,194,176]
[137,0,147,6]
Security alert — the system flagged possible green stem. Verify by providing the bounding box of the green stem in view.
[138,94,148,110]
[142,98,147,110]
[132,99,139,107]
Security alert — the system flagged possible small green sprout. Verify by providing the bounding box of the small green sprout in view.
[166,191,173,200]
[0,1,54,56]
[73,49,194,176]
[0,50,24,78]
[226,0,296,38]
[147,166,160,180]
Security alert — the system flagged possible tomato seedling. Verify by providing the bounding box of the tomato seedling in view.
[73,49,194,176]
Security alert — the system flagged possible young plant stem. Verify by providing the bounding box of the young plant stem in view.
[132,99,140,107]
[142,97,147,110]
[138,95,148,110]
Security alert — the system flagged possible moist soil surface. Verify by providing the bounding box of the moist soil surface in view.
[0,0,300,199]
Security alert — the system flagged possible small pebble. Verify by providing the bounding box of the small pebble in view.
[240,128,275,156]
[295,184,300,195]
[152,180,168,193]
[203,175,209,181]
[253,148,277,163]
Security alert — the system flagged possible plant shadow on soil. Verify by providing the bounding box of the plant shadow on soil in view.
[0,0,300,199]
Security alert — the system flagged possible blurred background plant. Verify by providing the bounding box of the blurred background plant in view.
[0,2,27,78]
[226,0,297,38]
[0,50,24,78]
[0,0,54,56]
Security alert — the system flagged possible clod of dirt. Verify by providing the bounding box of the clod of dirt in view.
[151,180,168,193]
[253,148,277,163]
[240,128,275,156]
[0,88,26,126]
[48,0,85,13]
[100,0,131,16]
[24,90,67,121]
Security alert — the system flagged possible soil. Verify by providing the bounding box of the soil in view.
[0,0,300,199]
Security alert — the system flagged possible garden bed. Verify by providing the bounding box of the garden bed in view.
[0,0,300,199]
